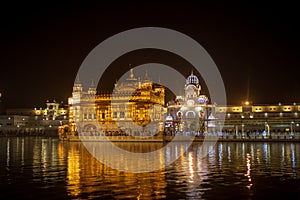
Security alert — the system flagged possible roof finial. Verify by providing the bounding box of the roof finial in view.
[130,68,134,79]
[127,65,137,81]
[191,68,194,75]
[91,79,95,87]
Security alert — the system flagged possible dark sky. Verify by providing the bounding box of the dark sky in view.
[0,2,299,108]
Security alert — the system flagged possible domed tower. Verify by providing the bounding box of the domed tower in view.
[73,75,83,96]
[69,76,84,107]
[184,71,201,101]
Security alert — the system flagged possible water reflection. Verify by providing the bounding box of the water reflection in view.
[1,138,300,199]
[245,153,252,189]
[59,142,168,199]
[6,138,10,168]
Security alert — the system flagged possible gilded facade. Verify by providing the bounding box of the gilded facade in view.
[67,69,165,136]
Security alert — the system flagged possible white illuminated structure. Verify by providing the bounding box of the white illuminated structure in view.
[165,71,215,135]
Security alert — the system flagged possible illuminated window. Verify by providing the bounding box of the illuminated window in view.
[113,112,118,118]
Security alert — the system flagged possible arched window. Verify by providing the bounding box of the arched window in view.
[186,111,196,118]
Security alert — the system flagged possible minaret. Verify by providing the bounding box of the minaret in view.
[71,75,83,105]
[69,75,83,124]
[73,75,83,93]
[88,79,97,95]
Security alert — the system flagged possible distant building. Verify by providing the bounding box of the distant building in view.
[0,115,30,127]
[215,102,300,137]
[0,101,68,135]
[33,100,68,121]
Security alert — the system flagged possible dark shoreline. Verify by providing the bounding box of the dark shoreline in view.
[59,135,300,142]
[1,134,300,142]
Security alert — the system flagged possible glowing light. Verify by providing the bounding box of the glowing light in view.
[188,152,194,182]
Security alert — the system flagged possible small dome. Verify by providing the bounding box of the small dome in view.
[186,74,199,85]
[198,95,208,104]
[165,115,173,121]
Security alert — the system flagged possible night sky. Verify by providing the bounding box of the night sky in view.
[0,2,299,109]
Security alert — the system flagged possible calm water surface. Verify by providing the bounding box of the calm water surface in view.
[0,136,300,199]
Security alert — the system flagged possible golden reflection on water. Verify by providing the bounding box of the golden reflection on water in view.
[113,142,166,153]
[58,142,168,199]
[67,148,81,197]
